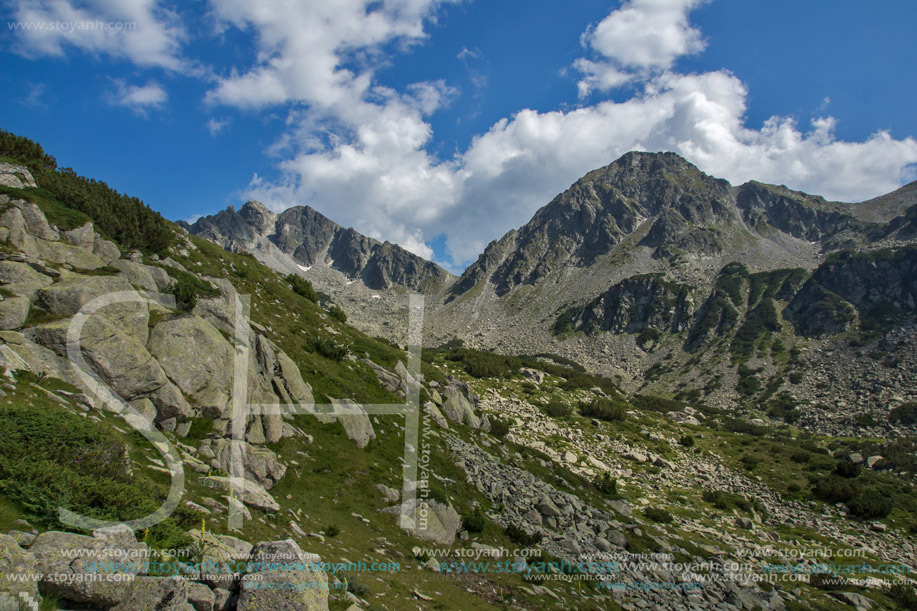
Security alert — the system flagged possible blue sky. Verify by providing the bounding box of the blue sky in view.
[2,0,916,272]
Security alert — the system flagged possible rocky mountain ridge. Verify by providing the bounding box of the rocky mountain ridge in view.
[184,201,453,293]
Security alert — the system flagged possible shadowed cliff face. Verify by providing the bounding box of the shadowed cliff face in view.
[451,152,740,297]
[186,201,453,291]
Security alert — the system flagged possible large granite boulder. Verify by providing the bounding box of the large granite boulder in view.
[30,526,147,607]
[27,314,191,420]
[148,315,233,418]
[381,499,462,545]
[0,534,40,609]
[0,296,29,330]
[0,260,53,300]
[328,398,375,448]
[237,540,328,611]
[111,577,188,611]
[201,438,287,490]
[36,275,134,317]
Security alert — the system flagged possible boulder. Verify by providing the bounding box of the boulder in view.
[20,202,59,241]
[0,207,39,257]
[0,260,53,300]
[27,315,191,420]
[0,534,40,607]
[36,240,105,269]
[0,163,38,189]
[363,358,401,393]
[535,496,562,517]
[328,398,375,448]
[382,500,462,545]
[111,577,188,611]
[187,581,215,611]
[0,296,29,330]
[110,260,171,292]
[148,315,233,418]
[237,540,328,611]
[441,384,482,428]
[93,239,121,264]
[61,222,94,250]
[424,401,449,429]
[36,275,134,317]
[30,528,147,607]
[203,439,287,489]
[200,476,280,512]
[274,350,314,407]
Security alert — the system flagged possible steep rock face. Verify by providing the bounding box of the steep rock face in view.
[735,181,863,242]
[451,152,737,297]
[785,245,917,337]
[187,201,451,291]
[557,274,695,336]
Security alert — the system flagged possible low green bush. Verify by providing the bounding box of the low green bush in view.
[543,399,572,418]
[579,397,627,422]
[643,508,673,524]
[286,273,319,302]
[462,506,487,533]
[593,472,617,496]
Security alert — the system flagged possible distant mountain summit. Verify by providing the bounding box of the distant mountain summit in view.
[184,201,453,292]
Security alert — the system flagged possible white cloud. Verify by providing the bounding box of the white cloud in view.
[206,117,231,136]
[106,79,167,115]
[8,0,186,70]
[576,0,708,95]
[216,0,917,270]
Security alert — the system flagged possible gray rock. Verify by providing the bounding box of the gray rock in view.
[93,238,121,264]
[424,401,449,429]
[0,297,29,330]
[535,496,561,517]
[0,260,53,300]
[203,438,287,489]
[200,476,280,512]
[377,484,400,503]
[0,534,40,604]
[111,576,188,611]
[328,398,376,448]
[20,202,59,241]
[0,163,38,189]
[28,314,191,420]
[237,540,328,611]
[148,315,233,418]
[212,587,232,611]
[30,529,147,607]
[829,591,874,610]
[187,581,215,611]
[61,222,95,250]
[36,274,134,317]
[607,499,632,518]
[110,260,171,292]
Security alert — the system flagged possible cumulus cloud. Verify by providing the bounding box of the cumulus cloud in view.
[219,0,917,270]
[576,0,708,95]
[8,0,186,70]
[106,79,167,115]
[206,0,461,259]
[438,69,917,262]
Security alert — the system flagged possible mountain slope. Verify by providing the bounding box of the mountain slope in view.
[427,152,917,432]
[185,201,453,292]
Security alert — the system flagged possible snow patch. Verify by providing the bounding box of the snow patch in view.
[297,264,312,272]
[371,295,381,300]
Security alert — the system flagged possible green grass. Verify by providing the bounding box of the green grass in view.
[0,184,92,230]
